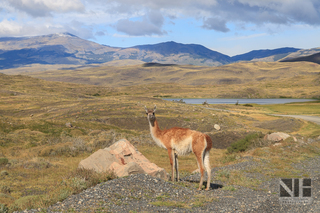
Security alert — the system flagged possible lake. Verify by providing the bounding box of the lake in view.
[163,98,316,105]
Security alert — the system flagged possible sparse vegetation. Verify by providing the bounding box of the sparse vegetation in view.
[0,68,319,211]
[222,186,236,191]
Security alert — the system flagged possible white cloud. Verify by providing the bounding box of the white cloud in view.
[3,0,84,17]
[115,10,167,36]
[202,17,230,32]
[0,19,22,36]
[0,0,320,40]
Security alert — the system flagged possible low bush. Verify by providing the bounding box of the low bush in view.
[57,189,71,202]
[0,203,9,213]
[66,168,116,192]
[0,158,8,166]
[0,171,8,176]
[227,132,264,153]
[10,195,40,212]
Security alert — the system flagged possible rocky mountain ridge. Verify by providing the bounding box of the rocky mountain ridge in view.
[0,32,318,69]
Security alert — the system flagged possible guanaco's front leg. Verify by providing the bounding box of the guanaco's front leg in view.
[174,151,179,181]
[167,148,175,181]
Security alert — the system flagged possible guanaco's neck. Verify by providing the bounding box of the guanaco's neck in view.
[148,118,166,149]
[149,118,160,133]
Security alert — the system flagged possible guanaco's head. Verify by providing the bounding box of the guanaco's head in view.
[145,105,156,126]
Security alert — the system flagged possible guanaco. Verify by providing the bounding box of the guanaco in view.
[145,105,212,190]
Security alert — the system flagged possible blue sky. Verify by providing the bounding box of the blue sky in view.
[1,0,320,56]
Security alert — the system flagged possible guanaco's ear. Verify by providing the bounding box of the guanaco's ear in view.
[144,106,148,113]
[153,105,157,112]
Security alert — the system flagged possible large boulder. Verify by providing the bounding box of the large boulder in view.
[264,132,291,142]
[78,139,168,180]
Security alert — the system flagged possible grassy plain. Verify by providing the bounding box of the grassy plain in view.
[3,61,320,99]
[0,61,320,211]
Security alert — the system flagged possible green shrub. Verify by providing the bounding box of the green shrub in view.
[57,189,71,202]
[0,158,8,166]
[243,104,253,107]
[0,203,9,213]
[70,177,87,192]
[222,186,236,191]
[0,119,26,134]
[28,120,65,136]
[227,132,263,153]
[0,171,8,176]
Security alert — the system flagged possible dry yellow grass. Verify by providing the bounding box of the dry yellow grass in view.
[3,61,319,99]
[137,145,226,174]
[0,66,319,211]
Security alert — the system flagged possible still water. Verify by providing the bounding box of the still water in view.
[163,98,316,105]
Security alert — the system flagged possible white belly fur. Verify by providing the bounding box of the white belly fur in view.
[171,136,193,156]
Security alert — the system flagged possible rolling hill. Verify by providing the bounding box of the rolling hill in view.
[18,61,320,99]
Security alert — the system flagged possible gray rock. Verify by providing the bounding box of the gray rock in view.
[78,139,168,180]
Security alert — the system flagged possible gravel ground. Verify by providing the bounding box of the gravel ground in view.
[17,155,320,213]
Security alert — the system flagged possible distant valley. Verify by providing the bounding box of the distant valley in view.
[1,32,319,70]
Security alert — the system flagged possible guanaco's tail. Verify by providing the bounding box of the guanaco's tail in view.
[203,134,211,190]
[205,134,212,152]
[202,134,212,173]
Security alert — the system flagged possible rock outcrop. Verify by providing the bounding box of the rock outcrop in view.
[78,139,168,180]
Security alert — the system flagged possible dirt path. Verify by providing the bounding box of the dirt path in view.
[271,114,320,125]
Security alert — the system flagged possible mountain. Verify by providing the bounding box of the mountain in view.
[281,52,320,64]
[231,47,300,62]
[0,32,317,70]
[279,47,320,61]
[0,33,121,69]
[132,41,231,65]
[0,34,232,69]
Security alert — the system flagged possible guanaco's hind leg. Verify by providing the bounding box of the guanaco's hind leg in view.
[204,151,211,190]
[197,151,211,190]
[196,154,205,190]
